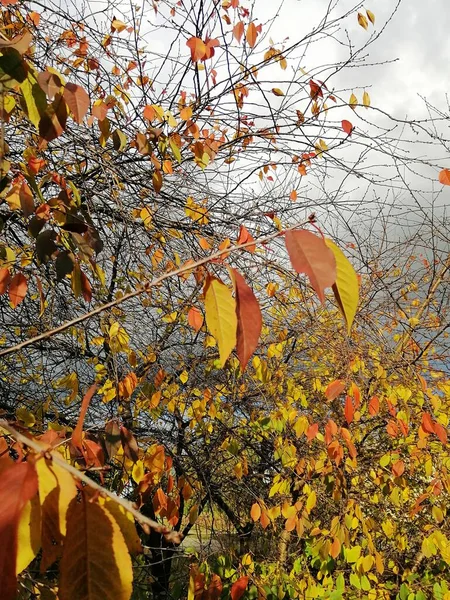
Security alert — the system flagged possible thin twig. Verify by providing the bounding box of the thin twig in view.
[0,420,182,543]
[0,219,309,358]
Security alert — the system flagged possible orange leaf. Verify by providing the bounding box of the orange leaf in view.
[233,21,244,43]
[368,395,379,416]
[186,37,206,62]
[290,190,297,201]
[0,462,38,600]
[341,120,353,135]
[325,379,346,401]
[63,83,90,124]
[260,511,270,529]
[434,423,448,444]
[306,422,319,441]
[344,395,354,424]
[231,576,249,600]
[9,273,28,308]
[0,268,10,295]
[250,503,261,522]
[285,229,337,303]
[330,537,341,559]
[421,412,435,434]
[188,307,204,332]
[236,224,256,252]
[230,268,262,371]
[246,22,257,48]
[71,384,98,453]
[392,460,405,477]
[439,168,450,186]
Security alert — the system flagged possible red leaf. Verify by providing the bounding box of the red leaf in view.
[230,268,262,371]
[71,384,98,453]
[80,271,92,303]
[188,307,204,332]
[309,80,323,100]
[63,83,90,124]
[344,395,354,424]
[285,229,337,303]
[231,576,249,600]
[37,71,62,100]
[439,168,450,186]
[9,273,28,308]
[341,120,353,135]
[0,462,38,600]
[325,379,346,401]
[422,412,435,434]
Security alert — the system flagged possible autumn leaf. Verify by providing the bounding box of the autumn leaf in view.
[204,275,237,367]
[345,395,355,424]
[349,93,358,110]
[98,498,142,555]
[341,120,353,136]
[392,460,405,477]
[250,503,261,522]
[439,169,450,186]
[368,395,380,416]
[285,229,337,303]
[188,306,204,332]
[35,457,77,571]
[272,88,284,96]
[59,495,133,600]
[16,493,41,575]
[325,239,359,333]
[0,461,38,600]
[325,379,346,401]
[9,272,28,308]
[233,21,244,43]
[231,576,249,600]
[366,9,375,25]
[186,37,206,62]
[0,268,10,295]
[71,383,98,454]
[357,12,369,30]
[236,224,256,252]
[363,90,371,108]
[246,22,257,48]
[63,83,90,124]
[229,268,262,371]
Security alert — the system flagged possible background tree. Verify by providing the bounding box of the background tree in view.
[0,0,450,599]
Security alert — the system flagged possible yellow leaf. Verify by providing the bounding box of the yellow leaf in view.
[325,239,359,334]
[60,497,133,600]
[99,498,143,554]
[204,276,237,367]
[357,12,368,29]
[36,457,78,571]
[363,91,371,108]
[349,93,358,110]
[16,494,41,574]
[366,9,375,25]
[16,406,36,428]
[306,490,317,513]
[35,457,77,538]
[271,88,284,96]
[132,460,145,484]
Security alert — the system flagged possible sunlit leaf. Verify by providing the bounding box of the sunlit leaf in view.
[325,239,359,333]
[204,275,237,367]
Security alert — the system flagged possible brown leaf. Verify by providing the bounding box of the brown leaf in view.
[39,93,68,141]
[285,229,336,303]
[120,426,139,463]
